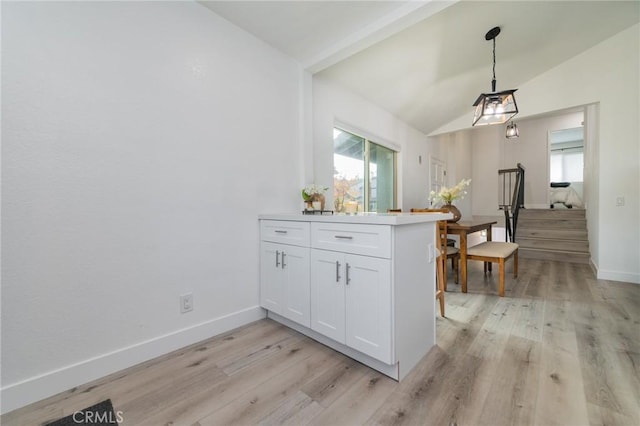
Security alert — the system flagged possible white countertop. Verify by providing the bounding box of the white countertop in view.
[259,211,452,225]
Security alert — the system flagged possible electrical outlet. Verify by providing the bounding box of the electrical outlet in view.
[616,196,625,207]
[180,293,193,313]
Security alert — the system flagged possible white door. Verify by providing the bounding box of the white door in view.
[260,242,283,315]
[345,254,392,363]
[281,245,311,327]
[310,249,346,343]
[430,157,446,205]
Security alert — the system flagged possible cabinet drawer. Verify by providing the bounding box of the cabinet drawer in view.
[311,223,391,258]
[260,220,310,246]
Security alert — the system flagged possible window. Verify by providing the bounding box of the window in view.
[550,147,583,182]
[333,127,397,213]
[550,127,584,183]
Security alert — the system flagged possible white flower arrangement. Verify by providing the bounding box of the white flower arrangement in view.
[429,178,471,205]
[302,184,328,201]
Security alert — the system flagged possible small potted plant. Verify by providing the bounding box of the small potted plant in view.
[302,184,328,210]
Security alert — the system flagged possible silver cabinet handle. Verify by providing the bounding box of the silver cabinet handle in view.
[336,261,341,282]
[274,230,288,234]
[275,250,280,267]
[346,263,351,285]
[281,252,286,269]
[334,235,353,240]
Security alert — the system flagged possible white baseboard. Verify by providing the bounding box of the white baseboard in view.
[596,269,640,284]
[1,306,266,414]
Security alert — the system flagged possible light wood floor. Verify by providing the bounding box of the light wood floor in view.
[3,259,639,426]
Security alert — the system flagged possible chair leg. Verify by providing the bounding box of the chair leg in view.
[513,250,518,278]
[443,258,448,292]
[454,256,459,284]
[436,255,446,317]
[499,258,505,297]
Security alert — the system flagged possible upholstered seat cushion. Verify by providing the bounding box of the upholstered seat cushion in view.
[446,247,460,256]
[467,241,518,258]
[436,247,459,257]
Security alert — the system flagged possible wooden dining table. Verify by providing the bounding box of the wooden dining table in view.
[447,219,497,292]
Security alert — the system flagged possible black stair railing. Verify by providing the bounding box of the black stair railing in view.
[498,163,525,242]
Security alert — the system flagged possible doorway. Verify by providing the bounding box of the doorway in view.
[429,156,446,206]
[549,126,585,208]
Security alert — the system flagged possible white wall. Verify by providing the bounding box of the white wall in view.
[430,25,640,283]
[1,1,303,411]
[312,76,430,211]
[433,125,503,218]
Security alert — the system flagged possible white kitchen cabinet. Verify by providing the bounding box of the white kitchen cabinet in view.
[344,253,392,363]
[259,213,449,381]
[310,249,392,363]
[310,249,345,343]
[259,221,311,328]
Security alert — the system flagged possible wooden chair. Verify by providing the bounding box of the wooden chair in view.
[466,241,519,297]
[410,208,459,289]
[434,220,448,317]
[387,208,402,213]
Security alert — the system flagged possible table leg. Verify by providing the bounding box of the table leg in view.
[487,226,493,272]
[460,232,468,293]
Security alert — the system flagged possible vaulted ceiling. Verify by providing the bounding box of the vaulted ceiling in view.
[201,1,639,135]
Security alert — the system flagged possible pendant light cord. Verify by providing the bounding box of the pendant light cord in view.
[491,37,497,92]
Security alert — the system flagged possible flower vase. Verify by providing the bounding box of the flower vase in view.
[311,194,326,211]
[442,202,461,222]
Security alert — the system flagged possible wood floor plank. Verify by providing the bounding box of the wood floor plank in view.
[476,335,540,426]
[510,297,545,342]
[307,370,397,426]
[196,349,340,426]
[257,390,324,426]
[523,260,550,299]
[363,345,461,425]
[587,402,638,426]
[465,297,517,360]
[532,299,590,425]
[300,356,368,408]
[575,321,640,423]
[217,333,303,376]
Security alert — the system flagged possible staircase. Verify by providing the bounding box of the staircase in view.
[516,209,590,263]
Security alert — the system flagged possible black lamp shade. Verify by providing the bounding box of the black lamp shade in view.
[505,121,519,139]
[472,89,518,126]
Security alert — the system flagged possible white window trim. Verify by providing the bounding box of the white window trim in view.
[334,119,401,153]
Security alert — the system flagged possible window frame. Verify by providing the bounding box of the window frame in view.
[333,124,398,212]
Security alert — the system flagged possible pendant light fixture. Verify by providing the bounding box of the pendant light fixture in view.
[505,120,519,139]
[472,26,518,126]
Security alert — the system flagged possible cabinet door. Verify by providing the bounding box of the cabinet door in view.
[281,245,310,327]
[345,254,392,364]
[260,241,283,315]
[310,249,346,344]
